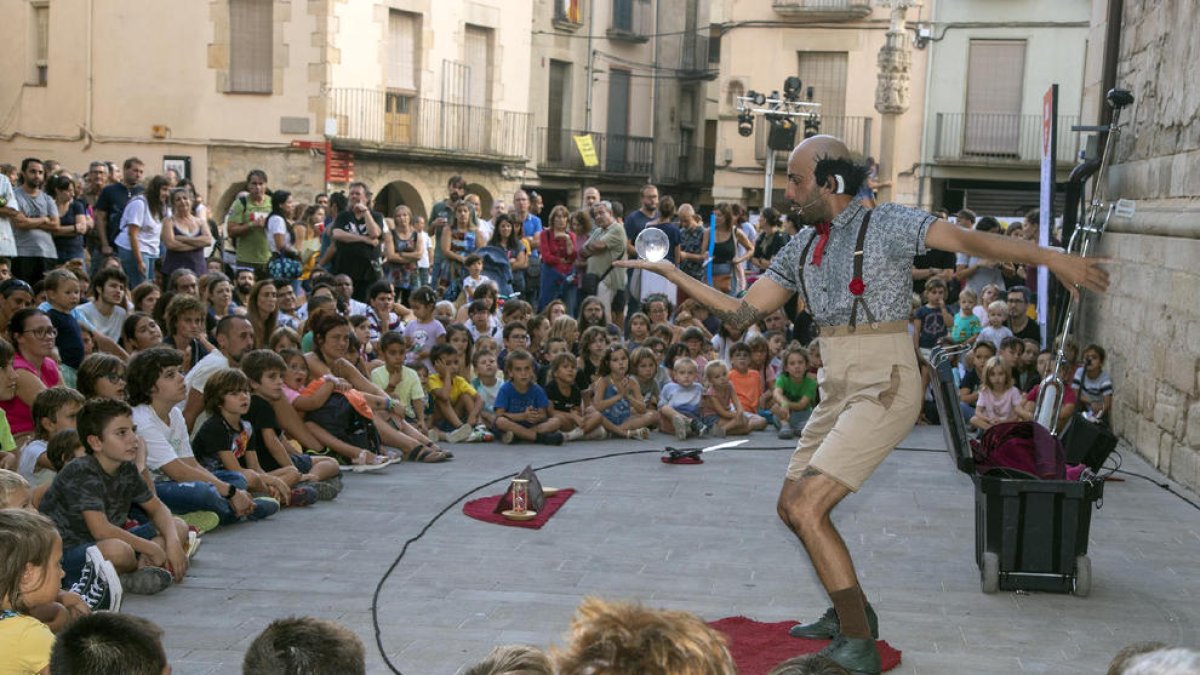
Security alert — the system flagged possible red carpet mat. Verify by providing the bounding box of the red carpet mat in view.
[708,616,902,674]
[462,489,576,530]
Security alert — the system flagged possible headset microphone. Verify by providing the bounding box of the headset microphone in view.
[794,194,824,215]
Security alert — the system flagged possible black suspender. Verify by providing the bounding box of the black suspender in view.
[796,210,875,330]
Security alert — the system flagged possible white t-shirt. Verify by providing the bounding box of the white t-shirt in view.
[76,301,127,343]
[417,231,432,269]
[477,218,494,248]
[133,404,194,481]
[115,196,164,254]
[17,439,50,486]
[955,253,1006,296]
[266,214,289,253]
[185,350,229,395]
[0,174,19,256]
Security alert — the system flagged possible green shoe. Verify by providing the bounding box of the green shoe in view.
[818,634,881,675]
[178,510,220,534]
[788,603,879,640]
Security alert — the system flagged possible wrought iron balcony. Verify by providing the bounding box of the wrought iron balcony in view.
[772,0,872,21]
[933,113,1081,165]
[326,88,531,162]
[653,143,712,185]
[538,128,654,177]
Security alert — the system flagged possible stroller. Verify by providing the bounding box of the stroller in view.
[477,245,515,297]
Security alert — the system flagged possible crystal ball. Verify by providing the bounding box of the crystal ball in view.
[635,227,670,263]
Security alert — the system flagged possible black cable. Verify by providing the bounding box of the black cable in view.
[1113,469,1200,512]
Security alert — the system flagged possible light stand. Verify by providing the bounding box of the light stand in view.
[735,79,821,209]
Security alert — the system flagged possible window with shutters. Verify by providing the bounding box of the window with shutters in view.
[229,0,273,94]
[554,0,583,26]
[387,10,420,94]
[964,40,1026,157]
[30,2,48,86]
[758,52,847,161]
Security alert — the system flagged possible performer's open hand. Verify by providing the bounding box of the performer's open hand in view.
[613,258,673,276]
[1051,252,1111,298]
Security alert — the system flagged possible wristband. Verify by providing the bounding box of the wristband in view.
[224,483,237,499]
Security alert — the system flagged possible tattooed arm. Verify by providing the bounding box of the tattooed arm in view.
[615,258,792,334]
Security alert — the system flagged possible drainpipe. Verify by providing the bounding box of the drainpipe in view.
[652,0,661,182]
[917,0,935,210]
[584,0,596,132]
[84,0,94,149]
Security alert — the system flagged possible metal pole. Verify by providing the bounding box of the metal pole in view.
[584,0,596,132]
[763,150,775,209]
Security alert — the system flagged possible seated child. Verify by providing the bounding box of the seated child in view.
[493,349,564,445]
[428,344,485,443]
[50,613,169,675]
[191,368,303,507]
[700,360,761,437]
[1073,343,1113,424]
[371,332,427,431]
[590,345,656,440]
[545,353,600,442]
[727,342,772,430]
[242,351,341,502]
[0,509,62,675]
[630,347,660,414]
[18,387,85,488]
[950,288,983,344]
[460,254,497,302]
[659,356,705,440]
[977,300,1015,351]
[1019,359,1077,429]
[463,645,554,675]
[773,347,817,440]
[243,616,366,675]
[39,399,187,595]
[970,356,1023,432]
[470,350,503,431]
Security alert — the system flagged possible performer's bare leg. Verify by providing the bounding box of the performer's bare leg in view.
[777,470,858,592]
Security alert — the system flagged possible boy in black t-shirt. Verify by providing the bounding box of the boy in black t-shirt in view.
[242,350,341,501]
[191,368,301,510]
[544,352,598,442]
[39,399,186,594]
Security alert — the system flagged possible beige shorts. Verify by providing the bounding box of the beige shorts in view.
[785,322,922,491]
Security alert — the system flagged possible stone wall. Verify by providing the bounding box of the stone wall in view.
[1079,0,1200,492]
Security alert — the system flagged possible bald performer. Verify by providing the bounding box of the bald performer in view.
[617,135,1109,673]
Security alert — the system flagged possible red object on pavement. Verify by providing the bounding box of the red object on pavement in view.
[708,616,902,674]
[462,489,575,530]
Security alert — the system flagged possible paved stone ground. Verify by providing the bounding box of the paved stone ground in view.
[126,427,1200,674]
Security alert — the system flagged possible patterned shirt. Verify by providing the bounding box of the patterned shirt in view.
[764,201,935,327]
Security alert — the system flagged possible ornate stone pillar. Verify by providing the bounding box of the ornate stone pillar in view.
[874,0,917,203]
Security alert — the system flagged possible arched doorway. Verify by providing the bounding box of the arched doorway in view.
[375,180,427,221]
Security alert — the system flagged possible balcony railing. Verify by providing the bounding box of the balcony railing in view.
[772,0,872,21]
[933,113,1081,165]
[609,0,653,42]
[676,30,716,79]
[538,128,654,176]
[756,115,874,162]
[326,88,531,161]
[653,144,711,185]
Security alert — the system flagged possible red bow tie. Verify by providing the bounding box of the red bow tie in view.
[811,221,832,267]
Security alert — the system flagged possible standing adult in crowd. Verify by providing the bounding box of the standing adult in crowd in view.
[226,169,272,279]
[46,173,90,266]
[493,213,529,298]
[582,186,601,209]
[0,165,20,260]
[537,205,578,313]
[675,204,706,301]
[11,158,61,285]
[329,182,383,303]
[955,216,1012,296]
[93,157,145,274]
[383,204,421,305]
[114,175,169,288]
[160,188,212,278]
[81,160,109,208]
[623,184,658,313]
[580,201,627,329]
[702,202,754,295]
[749,207,789,276]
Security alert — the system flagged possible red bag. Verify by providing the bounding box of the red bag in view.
[972,422,1066,480]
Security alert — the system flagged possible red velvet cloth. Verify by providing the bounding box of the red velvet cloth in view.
[708,616,902,674]
[462,489,575,530]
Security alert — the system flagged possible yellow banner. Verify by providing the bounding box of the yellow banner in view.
[573,134,599,167]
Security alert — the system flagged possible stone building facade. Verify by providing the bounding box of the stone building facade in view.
[1080,0,1200,492]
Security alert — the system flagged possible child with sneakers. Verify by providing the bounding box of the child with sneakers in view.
[17,387,84,488]
[428,344,487,443]
[1073,343,1114,424]
[371,332,427,432]
[949,288,983,345]
[128,348,261,528]
[701,360,762,436]
[545,353,601,441]
[659,356,705,440]
[773,347,817,440]
[192,369,305,507]
[493,350,564,445]
[2,472,120,628]
[50,613,169,675]
[728,342,773,430]
[591,345,656,440]
[470,349,503,430]
[242,351,341,501]
[39,398,187,596]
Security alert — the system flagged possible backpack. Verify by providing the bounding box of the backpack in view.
[305,392,380,454]
[972,421,1066,480]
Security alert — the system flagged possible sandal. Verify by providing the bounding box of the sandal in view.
[421,441,452,459]
[407,445,451,463]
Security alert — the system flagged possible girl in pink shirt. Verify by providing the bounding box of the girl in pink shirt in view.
[970,355,1023,432]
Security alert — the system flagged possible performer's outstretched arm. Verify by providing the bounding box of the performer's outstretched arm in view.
[925,220,1110,297]
[615,258,794,333]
